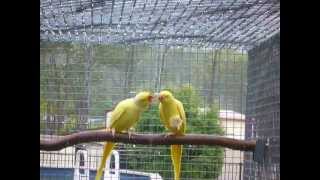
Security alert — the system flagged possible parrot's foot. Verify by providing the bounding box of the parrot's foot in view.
[164,132,176,138]
[122,130,136,140]
[128,131,136,140]
[111,128,116,137]
[106,128,116,137]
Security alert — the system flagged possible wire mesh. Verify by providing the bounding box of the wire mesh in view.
[244,33,279,180]
[40,43,249,180]
[40,0,280,50]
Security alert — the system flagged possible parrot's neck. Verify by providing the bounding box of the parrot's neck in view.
[161,98,175,105]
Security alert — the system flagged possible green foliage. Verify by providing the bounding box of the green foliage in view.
[127,86,224,179]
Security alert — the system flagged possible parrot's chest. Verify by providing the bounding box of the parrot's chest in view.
[163,104,179,118]
[162,104,180,129]
[125,108,140,120]
[115,107,140,131]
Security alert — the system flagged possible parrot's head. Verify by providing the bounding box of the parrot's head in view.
[158,90,174,103]
[134,91,154,110]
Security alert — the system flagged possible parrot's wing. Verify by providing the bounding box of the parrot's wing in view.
[109,103,126,128]
[159,103,167,127]
[175,100,186,121]
[175,99,187,132]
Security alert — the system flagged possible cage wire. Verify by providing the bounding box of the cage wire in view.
[40,0,279,50]
[40,0,279,180]
[40,44,248,180]
[243,33,279,180]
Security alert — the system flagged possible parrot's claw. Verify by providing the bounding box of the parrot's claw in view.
[164,132,175,138]
[111,128,116,137]
[128,131,134,140]
[122,129,136,140]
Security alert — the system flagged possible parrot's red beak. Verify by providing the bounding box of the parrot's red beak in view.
[158,95,164,102]
[148,95,153,103]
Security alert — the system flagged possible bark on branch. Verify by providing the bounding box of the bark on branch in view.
[40,130,256,151]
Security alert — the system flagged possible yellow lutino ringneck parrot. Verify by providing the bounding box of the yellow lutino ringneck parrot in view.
[95,91,153,180]
[158,90,186,180]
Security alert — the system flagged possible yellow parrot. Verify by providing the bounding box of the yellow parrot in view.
[158,90,186,180]
[95,91,153,180]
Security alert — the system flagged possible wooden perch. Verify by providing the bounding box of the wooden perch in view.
[40,130,256,151]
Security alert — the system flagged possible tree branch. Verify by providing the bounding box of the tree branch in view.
[40,130,256,152]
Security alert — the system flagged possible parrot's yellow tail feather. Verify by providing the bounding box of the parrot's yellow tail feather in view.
[171,144,183,180]
[95,142,116,180]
